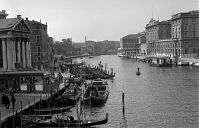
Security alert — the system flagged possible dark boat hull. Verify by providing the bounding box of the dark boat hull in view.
[150,63,173,67]
[31,113,108,128]
[83,94,109,106]
[32,106,73,115]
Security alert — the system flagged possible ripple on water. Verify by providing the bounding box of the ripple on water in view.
[74,55,199,128]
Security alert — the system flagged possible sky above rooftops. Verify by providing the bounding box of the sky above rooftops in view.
[0,0,198,42]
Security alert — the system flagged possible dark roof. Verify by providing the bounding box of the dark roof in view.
[0,11,8,16]
[25,20,46,26]
[170,10,199,21]
[122,34,140,39]
[0,18,20,30]
[0,18,31,33]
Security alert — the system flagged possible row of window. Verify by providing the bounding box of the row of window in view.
[172,31,196,38]
[172,18,197,25]
[148,46,198,54]
[36,26,47,31]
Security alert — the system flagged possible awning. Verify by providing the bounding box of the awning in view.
[0,71,44,77]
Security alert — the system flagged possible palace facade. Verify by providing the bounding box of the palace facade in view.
[0,11,43,90]
[143,10,199,59]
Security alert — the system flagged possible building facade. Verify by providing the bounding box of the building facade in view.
[138,31,146,55]
[120,34,140,58]
[170,10,199,58]
[0,15,32,71]
[145,18,171,56]
[0,11,43,90]
[25,19,53,70]
[143,11,199,59]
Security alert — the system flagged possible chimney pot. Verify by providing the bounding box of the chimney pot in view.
[26,17,28,20]
[17,15,21,19]
[2,10,6,14]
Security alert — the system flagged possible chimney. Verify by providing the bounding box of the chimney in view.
[17,15,21,19]
[2,10,6,14]
[26,17,28,21]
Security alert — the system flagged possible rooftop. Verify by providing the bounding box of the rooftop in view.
[25,19,47,26]
[122,34,140,40]
[0,18,20,30]
[146,19,171,28]
[0,10,8,17]
[171,10,199,20]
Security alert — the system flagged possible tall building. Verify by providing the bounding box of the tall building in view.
[0,14,32,71]
[120,34,140,57]
[25,18,53,70]
[145,18,171,55]
[170,10,199,58]
[0,11,43,90]
[138,31,147,55]
[142,10,199,59]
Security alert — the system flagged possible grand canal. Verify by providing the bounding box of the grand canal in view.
[73,55,199,128]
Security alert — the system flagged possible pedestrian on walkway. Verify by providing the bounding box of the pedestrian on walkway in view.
[1,94,6,104]
[11,95,16,109]
[6,95,10,109]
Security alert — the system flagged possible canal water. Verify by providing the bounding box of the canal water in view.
[73,55,199,128]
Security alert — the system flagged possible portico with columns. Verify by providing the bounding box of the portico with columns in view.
[0,16,44,91]
[0,18,32,71]
[0,37,31,71]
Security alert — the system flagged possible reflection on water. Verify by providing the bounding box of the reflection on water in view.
[74,55,199,128]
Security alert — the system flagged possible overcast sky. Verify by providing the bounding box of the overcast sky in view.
[0,0,198,42]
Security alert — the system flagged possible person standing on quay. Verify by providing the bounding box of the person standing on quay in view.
[11,94,16,109]
[6,95,10,109]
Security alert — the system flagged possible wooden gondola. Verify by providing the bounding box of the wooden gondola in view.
[30,113,108,128]
[83,78,109,106]
[54,84,82,107]
[32,106,73,115]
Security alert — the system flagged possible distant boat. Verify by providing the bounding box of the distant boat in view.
[177,61,189,66]
[117,53,125,57]
[136,67,141,76]
[150,57,173,67]
[193,62,199,67]
[89,56,94,58]
[83,78,109,106]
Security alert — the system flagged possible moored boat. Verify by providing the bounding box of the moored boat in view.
[54,84,82,107]
[177,61,189,66]
[29,113,108,128]
[150,56,173,67]
[83,78,109,106]
[32,106,73,115]
[193,62,199,67]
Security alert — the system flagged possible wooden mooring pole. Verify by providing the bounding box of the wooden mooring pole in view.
[122,92,125,114]
[0,110,1,128]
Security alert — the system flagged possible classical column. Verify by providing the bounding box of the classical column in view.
[12,40,16,70]
[17,38,21,64]
[29,42,32,67]
[7,39,12,70]
[9,38,15,70]
[26,40,30,67]
[27,41,31,67]
[22,39,26,67]
[2,39,7,70]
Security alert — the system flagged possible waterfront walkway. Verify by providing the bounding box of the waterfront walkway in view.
[0,90,49,122]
